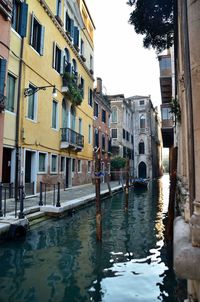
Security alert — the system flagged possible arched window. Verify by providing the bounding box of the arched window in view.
[138,161,147,178]
[62,99,69,128]
[140,115,146,129]
[111,107,117,122]
[139,140,145,154]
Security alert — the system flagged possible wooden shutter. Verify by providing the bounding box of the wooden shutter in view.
[70,19,74,39]
[0,59,7,95]
[19,2,28,37]
[74,26,79,47]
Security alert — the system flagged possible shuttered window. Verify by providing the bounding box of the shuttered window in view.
[30,14,45,55]
[12,1,28,37]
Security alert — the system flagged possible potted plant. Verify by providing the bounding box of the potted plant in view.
[63,72,83,106]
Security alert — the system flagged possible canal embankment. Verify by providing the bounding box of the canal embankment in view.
[0,181,123,241]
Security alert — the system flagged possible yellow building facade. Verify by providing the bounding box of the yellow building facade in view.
[3,0,95,195]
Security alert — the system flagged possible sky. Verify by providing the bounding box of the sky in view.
[85,0,162,109]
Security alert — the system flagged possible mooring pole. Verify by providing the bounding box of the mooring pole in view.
[125,157,129,211]
[95,148,102,241]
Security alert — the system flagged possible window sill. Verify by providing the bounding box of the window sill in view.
[26,117,37,123]
[51,127,59,132]
[38,172,47,175]
[11,27,22,39]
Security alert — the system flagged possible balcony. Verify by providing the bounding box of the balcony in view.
[60,128,84,151]
[62,72,83,106]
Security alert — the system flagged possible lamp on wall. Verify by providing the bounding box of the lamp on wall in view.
[24,84,57,97]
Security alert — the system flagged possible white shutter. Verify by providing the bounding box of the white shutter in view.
[60,50,64,75]
[40,26,45,55]
[52,42,56,69]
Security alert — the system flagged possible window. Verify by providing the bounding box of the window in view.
[56,0,62,17]
[52,100,58,129]
[6,74,16,112]
[51,154,58,173]
[78,118,82,134]
[94,102,98,118]
[78,160,82,173]
[94,128,99,148]
[88,124,92,144]
[53,43,63,73]
[72,158,75,172]
[111,107,117,123]
[123,129,126,139]
[88,88,93,107]
[65,12,74,38]
[72,59,78,80]
[140,115,146,129]
[140,100,144,106]
[102,134,105,151]
[80,39,84,56]
[126,131,129,142]
[38,152,47,173]
[162,107,172,120]
[12,1,28,37]
[27,84,37,120]
[160,57,171,70]
[80,77,84,97]
[64,48,71,73]
[139,141,145,154]
[102,109,106,123]
[74,26,79,49]
[90,55,93,70]
[30,14,45,55]
[88,161,91,173]
[111,128,117,139]
[61,156,65,172]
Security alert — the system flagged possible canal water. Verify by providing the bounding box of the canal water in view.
[0,175,179,302]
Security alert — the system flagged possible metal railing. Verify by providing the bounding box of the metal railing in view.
[61,128,84,148]
[0,183,25,218]
[39,182,61,207]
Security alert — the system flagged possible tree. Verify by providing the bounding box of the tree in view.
[127,0,174,53]
[111,157,126,171]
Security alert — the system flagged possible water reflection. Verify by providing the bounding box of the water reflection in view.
[0,175,178,301]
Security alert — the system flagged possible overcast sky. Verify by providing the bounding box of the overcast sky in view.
[85,0,161,109]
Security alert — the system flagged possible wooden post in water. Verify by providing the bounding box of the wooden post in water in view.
[95,148,102,241]
[125,157,129,211]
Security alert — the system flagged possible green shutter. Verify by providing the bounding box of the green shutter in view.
[19,3,28,37]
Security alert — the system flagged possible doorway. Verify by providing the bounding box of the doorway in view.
[138,161,147,178]
[2,147,12,184]
[25,150,36,195]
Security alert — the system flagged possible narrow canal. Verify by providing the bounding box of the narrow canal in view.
[0,175,179,302]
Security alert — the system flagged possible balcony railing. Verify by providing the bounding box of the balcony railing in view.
[61,128,84,150]
[0,95,6,112]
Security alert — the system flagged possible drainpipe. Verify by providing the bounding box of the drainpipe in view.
[183,0,195,215]
[15,30,25,201]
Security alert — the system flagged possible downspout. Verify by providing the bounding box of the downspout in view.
[183,0,195,215]
[15,29,25,198]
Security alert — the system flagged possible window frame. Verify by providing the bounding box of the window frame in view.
[52,99,59,130]
[6,73,16,113]
[111,107,118,123]
[77,159,82,173]
[26,83,37,121]
[30,13,45,55]
[38,152,48,174]
[111,128,117,139]
[50,154,58,174]
[94,102,98,118]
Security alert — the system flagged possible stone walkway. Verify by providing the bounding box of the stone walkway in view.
[2,181,121,216]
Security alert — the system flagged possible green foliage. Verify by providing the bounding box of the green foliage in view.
[63,72,83,106]
[170,97,181,123]
[127,0,174,53]
[111,157,126,170]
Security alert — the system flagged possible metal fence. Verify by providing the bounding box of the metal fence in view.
[0,183,25,218]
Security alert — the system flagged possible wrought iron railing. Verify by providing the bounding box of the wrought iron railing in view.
[61,128,84,148]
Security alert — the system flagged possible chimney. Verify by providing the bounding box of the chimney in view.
[96,77,102,95]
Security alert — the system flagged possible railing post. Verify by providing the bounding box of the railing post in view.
[18,185,25,219]
[56,182,61,207]
[0,183,3,217]
[39,182,43,206]
[4,187,6,217]
[53,184,56,206]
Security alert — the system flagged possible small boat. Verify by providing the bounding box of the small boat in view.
[133,178,149,189]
